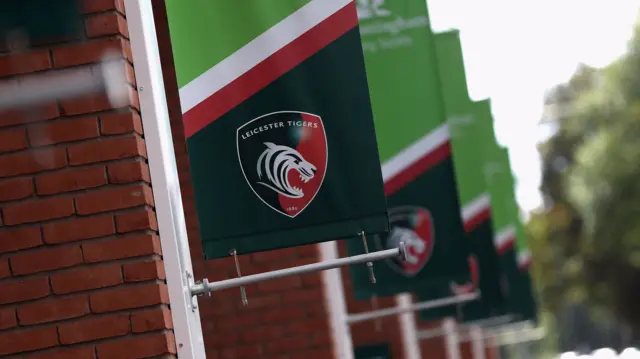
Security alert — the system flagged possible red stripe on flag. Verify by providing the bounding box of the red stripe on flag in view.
[384,141,452,196]
[497,236,515,255]
[519,257,532,271]
[183,3,358,138]
[464,206,491,232]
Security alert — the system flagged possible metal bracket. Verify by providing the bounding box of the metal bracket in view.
[190,241,407,297]
[346,291,480,324]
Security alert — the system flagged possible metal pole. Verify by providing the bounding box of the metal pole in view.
[462,315,514,330]
[444,318,462,359]
[346,292,480,324]
[470,326,486,359]
[191,243,407,296]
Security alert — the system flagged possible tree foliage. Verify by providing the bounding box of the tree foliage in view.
[528,14,640,338]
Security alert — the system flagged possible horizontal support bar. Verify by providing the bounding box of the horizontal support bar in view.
[418,326,446,340]
[486,327,546,346]
[462,315,514,330]
[346,292,480,324]
[191,243,406,296]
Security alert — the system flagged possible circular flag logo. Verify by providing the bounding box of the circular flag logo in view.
[373,206,435,277]
[236,111,328,218]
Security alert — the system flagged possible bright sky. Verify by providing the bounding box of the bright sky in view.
[427,0,640,213]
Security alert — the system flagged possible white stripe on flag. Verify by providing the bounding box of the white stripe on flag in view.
[461,193,491,224]
[179,0,352,114]
[518,249,532,267]
[381,123,450,182]
[494,225,515,249]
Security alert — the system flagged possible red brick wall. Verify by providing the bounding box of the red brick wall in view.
[0,0,176,358]
[152,1,338,358]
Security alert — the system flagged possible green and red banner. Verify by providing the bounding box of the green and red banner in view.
[414,31,507,323]
[165,0,389,259]
[482,130,538,323]
[347,0,470,299]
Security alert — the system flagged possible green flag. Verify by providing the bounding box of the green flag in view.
[485,142,538,323]
[347,0,469,299]
[165,0,390,259]
[418,33,505,322]
[354,343,392,359]
[515,203,539,323]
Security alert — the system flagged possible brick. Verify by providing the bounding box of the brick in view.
[115,208,157,232]
[75,183,154,215]
[52,37,131,68]
[0,277,49,305]
[107,160,150,184]
[90,283,169,313]
[131,306,173,333]
[59,92,114,116]
[0,177,34,202]
[290,348,333,359]
[0,103,59,128]
[43,214,114,244]
[17,295,89,325]
[97,332,175,359]
[282,288,321,304]
[0,326,58,356]
[266,336,310,354]
[241,325,284,342]
[262,307,306,322]
[86,11,129,38]
[257,276,301,293]
[36,166,107,195]
[82,0,126,14]
[0,259,9,279]
[0,226,42,254]
[233,294,279,312]
[83,234,161,263]
[221,345,262,359]
[28,116,100,146]
[2,196,75,225]
[0,307,16,330]
[24,346,95,359]
[0,128,28,153]
[206,331,240,347]
[10,245,83,275]
[0,50,52,77]
[217,312,261,330]
[59,313,130,344]
[51,263,122,294]
[123,260,165,282]
[285,318,329,335]
[100,111,142,135]
[311,331,331,346]
[0,147,67,178]
[68,135,146,165]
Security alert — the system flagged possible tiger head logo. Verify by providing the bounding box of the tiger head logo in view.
[256,142,317,199]
[373,206,435,276]
[236,111,328,218]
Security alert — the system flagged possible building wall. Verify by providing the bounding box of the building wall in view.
[0,0,176,357]
[151,1,338,358]
[0,1,504,358]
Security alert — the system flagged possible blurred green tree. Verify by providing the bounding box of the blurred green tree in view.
[529,14,640,339]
